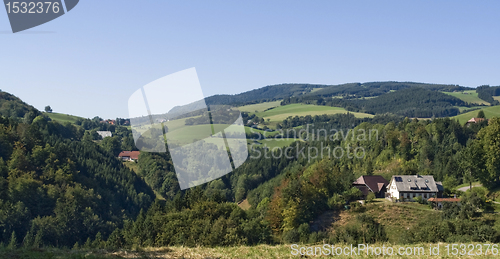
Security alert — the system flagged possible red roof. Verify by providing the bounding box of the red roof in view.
[118,151,140,160]
[428,197,460,202]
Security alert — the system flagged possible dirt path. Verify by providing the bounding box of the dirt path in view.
[457,184,482,192]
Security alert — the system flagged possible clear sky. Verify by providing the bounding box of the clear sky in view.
[1,1,499,119]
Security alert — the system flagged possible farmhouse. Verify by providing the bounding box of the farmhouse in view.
[466,117,486,125]
[118,151,140,161]
[352,175,389,198]
[387,175,444,202]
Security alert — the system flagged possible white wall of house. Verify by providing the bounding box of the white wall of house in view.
[388,180,399,199]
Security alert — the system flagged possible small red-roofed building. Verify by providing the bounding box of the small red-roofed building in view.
[428,197,461,209]
[118,151,140,161]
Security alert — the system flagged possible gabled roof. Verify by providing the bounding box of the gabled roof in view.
[353,175,389,193]
[390,175,439,192]
[435,181,444,192]
[118,151,140,160]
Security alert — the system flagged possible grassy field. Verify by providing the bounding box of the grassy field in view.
[4,244,500,258]
[329,199,436,244]
[310,88,324,93]
[46,112,85,124]
[255,104,373,122]
[443,90,490,105]
[453,105,500,124]
[238,101,282,113]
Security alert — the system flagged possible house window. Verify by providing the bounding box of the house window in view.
[404,193,407,198]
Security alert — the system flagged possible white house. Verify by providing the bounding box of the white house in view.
[387,175,444,202]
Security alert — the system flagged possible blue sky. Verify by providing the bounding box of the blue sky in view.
[1,1,499,119]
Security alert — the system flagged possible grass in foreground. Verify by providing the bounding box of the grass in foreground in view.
[4,244,500,259]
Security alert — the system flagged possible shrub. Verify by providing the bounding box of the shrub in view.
[327,193,345,209]
[366,193,376,203]
[413,196,423,204]
[297,223,310,243]
[282,229,299,244]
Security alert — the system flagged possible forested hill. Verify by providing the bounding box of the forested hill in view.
[0,93,155,248]
[203,81,469,106]
[342,87,466,117]
[204,83,326,106]
[0,90,38,120]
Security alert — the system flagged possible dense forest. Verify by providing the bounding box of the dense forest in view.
[283,87,474,118]
[302,81,467,99]
[0,91,154,248]
[0,91,38,120]
[476,85,500,105]
[166,82,470,115]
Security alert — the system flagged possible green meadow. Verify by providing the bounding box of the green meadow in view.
[254,103,373,122]
[453,105,500,124]
[238,100,282,113]
[443,90,490,105]
[46,112,85,124]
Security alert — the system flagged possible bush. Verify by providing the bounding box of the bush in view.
[282,229,299,244]
[343,187,363,202]
[366,193,376,203]
[350,201,365,213]
[327,193,345,209]
[297,223,310,243]
[413,196,423,204]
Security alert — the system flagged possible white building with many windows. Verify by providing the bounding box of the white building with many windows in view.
[387,175,443,201]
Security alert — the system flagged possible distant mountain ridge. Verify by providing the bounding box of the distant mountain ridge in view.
[203,81,469,106]
[162,82,471,119]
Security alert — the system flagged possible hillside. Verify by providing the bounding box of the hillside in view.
[46,112,86,124]
[303,81,467,99]
[2,86,500,255]
[351,88,466,117]
[205,83,326,105]
[0,90,38,119]
[238,100,281,113]
[163,81,473,120]
[255,103,373,122]
[453,106,500,124]
[0,92,155,248]
[443,90,490,105]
